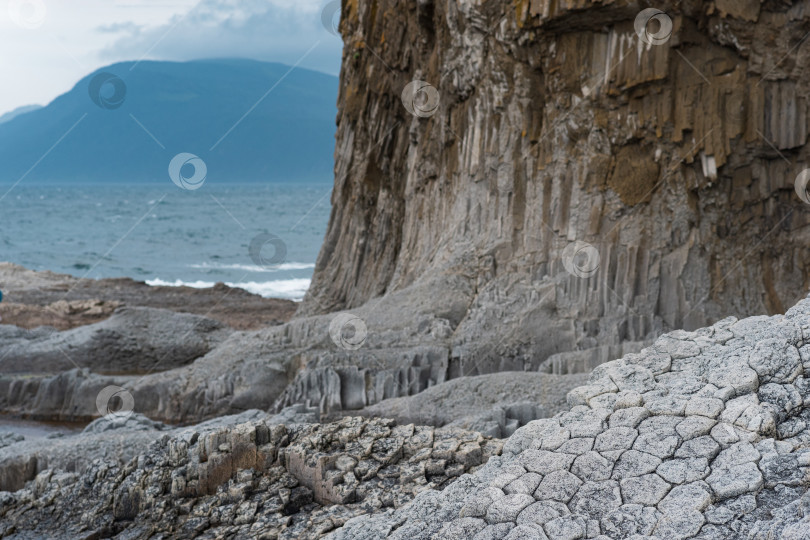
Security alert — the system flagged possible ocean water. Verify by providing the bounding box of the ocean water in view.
[0,183,332,300]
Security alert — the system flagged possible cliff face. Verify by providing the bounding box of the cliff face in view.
[301,0,810,371]
[6,1,810,427]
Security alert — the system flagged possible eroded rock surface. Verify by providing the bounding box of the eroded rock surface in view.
[355,372,590,438]
[0,262,296,331]
[297,0,810,390]
[331,298,810,539]
[5,0,810,435]
[0,415,500,539]
[0,306,230,374]
[4,298,810,538]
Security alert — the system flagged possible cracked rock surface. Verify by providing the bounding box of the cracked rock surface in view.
[331,298,810,539]
[4,298,810,539]
[0,414,500,539]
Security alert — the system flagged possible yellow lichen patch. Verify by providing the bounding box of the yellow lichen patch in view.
[344,0,358,23]
[607,144,660,206]
[515,0,530,28]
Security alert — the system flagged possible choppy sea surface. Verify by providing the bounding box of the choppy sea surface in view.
[0,183,332,300]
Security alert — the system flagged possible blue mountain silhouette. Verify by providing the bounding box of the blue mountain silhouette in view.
[0,105,42,125]
[0,59,338,184]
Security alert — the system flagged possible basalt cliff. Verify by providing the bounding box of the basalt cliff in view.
[2,0,810,429]
[2,1,810,538]
[302,0,810,374]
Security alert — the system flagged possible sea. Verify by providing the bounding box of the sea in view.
[0,183,332,301]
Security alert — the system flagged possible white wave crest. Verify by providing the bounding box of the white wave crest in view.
[145,278,311,301]
[188,262,315,272]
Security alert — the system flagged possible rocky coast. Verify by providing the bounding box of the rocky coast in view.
[3,0,810,538]
[2,291,810,538]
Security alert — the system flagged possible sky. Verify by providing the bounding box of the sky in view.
[0,0,343,115]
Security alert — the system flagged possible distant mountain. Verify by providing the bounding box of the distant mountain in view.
[0,59,338,184]
[0,104,42,125]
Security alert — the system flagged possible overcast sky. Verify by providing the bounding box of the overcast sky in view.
[0,0,343,115]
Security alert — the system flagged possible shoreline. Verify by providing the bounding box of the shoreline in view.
[0,415,85,439]
[0,261,298,331]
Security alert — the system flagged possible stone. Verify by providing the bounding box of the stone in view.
[461,487,507,518]
[709,423,741,448]
[571,452,613,482]
[556,438,594,456]
[608,408,650,429]
[474,523,515,540]
[658,482,713,514]
[504,472,543,496]
[503,420,566,456]
[632,431,680,459]
[653,509,705,540]
[486,494,536,524]
[704,494,757,525]
[504,524,549,540]
[533,470,583,503]
[684,397,724,419]
[519,450,576,475]
[605,364,658,394]
[707,365,760,397]
[542,515,587,540]
[675,416,716,441]
[620,474,671,505]
[10,290,810,540]
[653,336,701,360]
[437,518,488,538]
[656,458,710,484]
[712,442,760,470]
[489,463,530,490]
[594,427,638,452]
[674,436,721,460]
[759,452,804,488]
[612,450,662,479]
[601,504,661,537]
[626,353,672,377]
[0,433,24,449]
[748,340,803,384]
[516,501,571,527]
[758,383,804,414]
[0,414,497,538]
[569,481,623,520]
[705,462,763,500]
[644,396,688,416]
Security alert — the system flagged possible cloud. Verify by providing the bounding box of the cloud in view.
[97,21,142,34]
[99,0,343,75]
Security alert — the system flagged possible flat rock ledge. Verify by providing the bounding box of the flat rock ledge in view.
[332,297,810,539]
[0,415,501,539]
